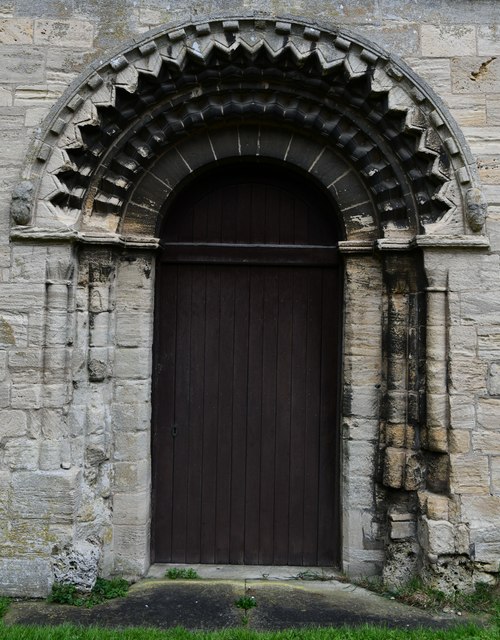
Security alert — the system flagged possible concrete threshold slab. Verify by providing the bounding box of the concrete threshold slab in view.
[148,563,341,581]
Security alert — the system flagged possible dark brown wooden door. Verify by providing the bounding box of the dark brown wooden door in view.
[152,164,341,566]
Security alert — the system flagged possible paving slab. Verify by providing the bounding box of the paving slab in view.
[4,575,473,631]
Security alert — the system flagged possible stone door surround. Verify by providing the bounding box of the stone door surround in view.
[9,15,489,583]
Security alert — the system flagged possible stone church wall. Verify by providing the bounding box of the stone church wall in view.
[0,0,499,596]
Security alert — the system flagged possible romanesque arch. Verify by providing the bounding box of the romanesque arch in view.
[9,16,490,585]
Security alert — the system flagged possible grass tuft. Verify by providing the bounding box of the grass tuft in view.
[165,568,199,580]
[48,577,129,608]
[234,595,257,611]
[0,596,10,618]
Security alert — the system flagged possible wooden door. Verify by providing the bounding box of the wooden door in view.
[151,164,341,566]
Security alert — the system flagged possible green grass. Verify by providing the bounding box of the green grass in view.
[0,597,10,618]
[356,577,500,620]
[48,578,129,608]
[166,568,199,580]
[0,625,498,640]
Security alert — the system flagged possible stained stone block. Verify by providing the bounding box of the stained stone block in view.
[452,56,500,94]
[11,468,81,523]
[404,58,451,93]
[0,46,46,83]
[450,455,490,495]
[445,93,487,127]
[111,401,151,432]
[0,409,27,438]
[420,517,456,555]
[114,380,151,405]
[113,491,149,525]
[0,312,28,347]
[473,431,500,455]
[477,397,500,430]
[479,330,500,360]
[113,460,150,492]
[113,524,150,559]
[34,19,94,48]
[491,457,500,494]
[114,347,151,380]
[114,431,150,462]
[115,311,153,347]
[383,447,405,489]
[426,493,450,521]
[449,394,476,430]
[4,438,38,471]
[448,429,471,454]
[421,24,476,57]
[0,557,52,597]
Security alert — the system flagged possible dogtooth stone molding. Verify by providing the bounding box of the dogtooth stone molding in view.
[10,15,488,248]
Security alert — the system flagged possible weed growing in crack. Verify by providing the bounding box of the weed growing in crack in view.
[48,577,129,608]
[165,568,199,580]
[235,594,257,626]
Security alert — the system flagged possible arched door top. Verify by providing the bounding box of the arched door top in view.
[159,161,341,245]
[11,16,487,246]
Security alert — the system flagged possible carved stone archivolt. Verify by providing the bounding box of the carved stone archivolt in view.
[12,16,486,243]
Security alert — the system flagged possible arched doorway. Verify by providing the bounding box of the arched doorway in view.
[151,162,342,565]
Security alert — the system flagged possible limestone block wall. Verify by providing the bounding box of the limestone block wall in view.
[0,0,499,596]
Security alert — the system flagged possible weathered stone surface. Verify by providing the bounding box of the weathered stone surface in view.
[113,460,150,492]
[0,409,27,440]
[11,469,80,522]
[382,541,419,591]
[452,56,500,94]
[477,397,500,430]
[0,557,52,597]
[2,0,500,598]
[420,517,456,556]
[421,24,476,57]
[450,455,490,495]
[492,457,500,494]
[51,540,100,592]
[34,19,94,48]
[113,491,149,526]
[0,18,33,44]
[404,58,451,93]
[0,46,45,82]
[113,431,149,463]
[424,492,450,521]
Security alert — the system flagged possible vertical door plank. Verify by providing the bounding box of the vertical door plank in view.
[318,267,339,565]
[170,266,193,562]
[302,269,323,565]
[200,267,222,562]
[273,268,293,564]
[258,269,279,564]
[244,266,265,564]
[215,267,236,562]
[288,268,308,565]
[229,266,250,562]
[185,266,207,562]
